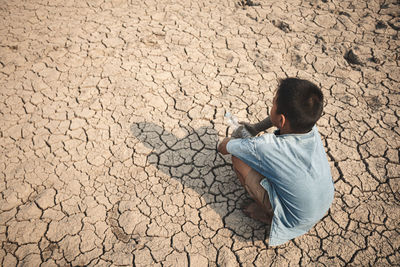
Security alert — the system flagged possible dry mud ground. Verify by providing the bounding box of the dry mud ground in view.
[0,0,399,266]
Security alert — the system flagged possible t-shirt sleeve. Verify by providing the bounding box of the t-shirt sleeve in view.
[226,138,255,155]
[226,137,261,170]
[226,134,283,182]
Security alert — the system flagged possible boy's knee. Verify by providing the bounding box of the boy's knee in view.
[232,156,252,178]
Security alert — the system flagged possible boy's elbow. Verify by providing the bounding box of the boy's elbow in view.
[217,143,227,155]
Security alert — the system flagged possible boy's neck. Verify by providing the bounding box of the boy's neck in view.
[277,128,293,135]
[277,123,293,135]
[275,118,312,135]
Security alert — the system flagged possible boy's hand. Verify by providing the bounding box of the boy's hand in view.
[218,137,230,155]
[231,126,246,138]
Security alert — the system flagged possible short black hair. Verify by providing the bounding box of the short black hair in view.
[275,78,323,133]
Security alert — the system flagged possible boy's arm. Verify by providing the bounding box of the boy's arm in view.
[242,117,273,136]
[254,117,273,132]
[218,137,231,155]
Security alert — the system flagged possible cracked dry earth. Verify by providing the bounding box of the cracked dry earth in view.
[0,0,399,266]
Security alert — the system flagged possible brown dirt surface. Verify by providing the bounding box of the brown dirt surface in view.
[0,0,399,266]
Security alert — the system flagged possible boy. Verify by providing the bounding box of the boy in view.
[218,78,334,246]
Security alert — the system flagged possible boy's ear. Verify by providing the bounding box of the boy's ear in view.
[277,114,286,129]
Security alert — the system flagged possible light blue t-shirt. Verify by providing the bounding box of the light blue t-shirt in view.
[227,126,334,246]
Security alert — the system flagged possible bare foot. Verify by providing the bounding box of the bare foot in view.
[242,201,272,224]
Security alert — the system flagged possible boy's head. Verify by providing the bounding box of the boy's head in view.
[271,78,323,133]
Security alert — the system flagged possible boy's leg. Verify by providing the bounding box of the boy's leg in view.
[232,156,273,224]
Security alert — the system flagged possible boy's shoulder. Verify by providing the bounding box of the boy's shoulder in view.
[256,126,324,153]
[260,126,319,142]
